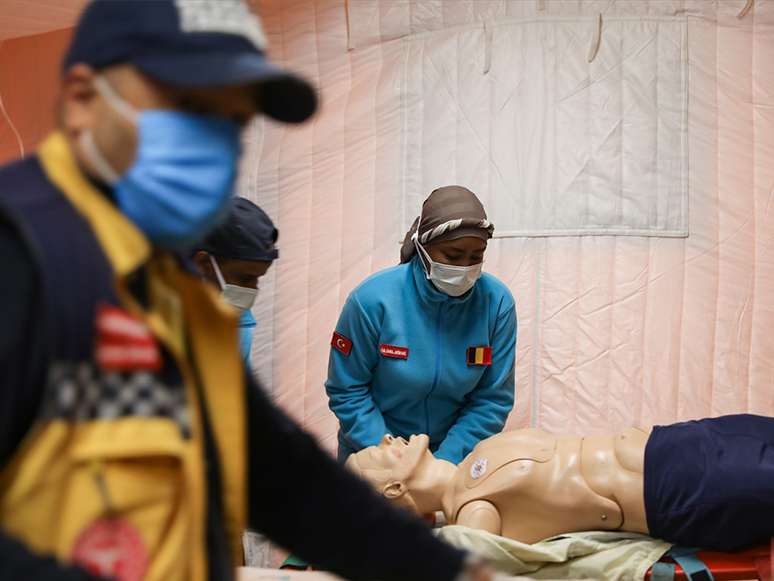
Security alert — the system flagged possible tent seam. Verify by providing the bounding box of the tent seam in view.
[710,8,720,418]
[746,5,755,413]
[618,21,623,234]
[372,2,382,275]
[606,237,616,430]
[454,24,459,184]
[270,2,285,401]
[641,238,651,427]
[674,0,687,420]
[573,239,580,433]
[532,238,542,428]
[304,1,324,428]
[339,0,352,320]
[653,19,659,232]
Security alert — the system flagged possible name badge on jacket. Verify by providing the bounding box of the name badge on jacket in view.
[380,344,408,359]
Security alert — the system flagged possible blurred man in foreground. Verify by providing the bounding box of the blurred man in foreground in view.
[0,1,492,580]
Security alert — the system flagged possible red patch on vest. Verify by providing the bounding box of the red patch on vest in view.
[71,518,148,581]
[380,344,408,359]
[95,303,162,372]
[331,332,353,356]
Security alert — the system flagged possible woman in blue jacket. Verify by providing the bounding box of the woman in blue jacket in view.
[325,186,517,465]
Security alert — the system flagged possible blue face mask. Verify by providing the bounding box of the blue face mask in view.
[81,76,242,251]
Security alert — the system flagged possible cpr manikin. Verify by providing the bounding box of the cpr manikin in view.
[345,415,774,551]
[347,428,650,544]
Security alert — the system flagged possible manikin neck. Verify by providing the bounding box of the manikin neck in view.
[406,454,458,514]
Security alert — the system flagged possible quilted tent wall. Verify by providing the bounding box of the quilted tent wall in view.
[0,0,772,456]
[0,1,87,162]
[244,0,774,453]
[400,15,689,238]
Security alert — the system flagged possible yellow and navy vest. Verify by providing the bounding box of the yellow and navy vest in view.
[0,133,247,581]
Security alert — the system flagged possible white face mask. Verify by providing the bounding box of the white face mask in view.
[413,237,483,297]
[210,255,258,315]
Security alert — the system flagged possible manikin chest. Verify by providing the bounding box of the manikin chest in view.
[442,430,624,543]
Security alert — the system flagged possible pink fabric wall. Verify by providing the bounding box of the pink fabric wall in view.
[243,0,774,455]
[1,2,772,459]
[0,27,73,165]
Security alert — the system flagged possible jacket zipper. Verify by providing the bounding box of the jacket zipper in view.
[423,298,449,435]
[90,459,115,516]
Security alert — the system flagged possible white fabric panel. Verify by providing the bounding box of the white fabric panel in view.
[400,16,688,237]
[246,0,774,453]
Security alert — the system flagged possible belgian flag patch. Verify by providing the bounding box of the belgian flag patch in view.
[467,346,492,366]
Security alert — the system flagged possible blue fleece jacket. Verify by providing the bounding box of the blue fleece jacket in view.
[325,255,516,465]
[239,310,257,365]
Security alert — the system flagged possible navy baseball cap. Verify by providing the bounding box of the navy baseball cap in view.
[195,197,279,262]
[63,0,316,123]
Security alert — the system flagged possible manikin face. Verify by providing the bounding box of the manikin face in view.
[358,433,431,481]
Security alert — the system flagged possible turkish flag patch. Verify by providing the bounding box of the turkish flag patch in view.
[467,346,492,366]
[331,332,353,356]
[95,303,162,372]
[380,344,408,359]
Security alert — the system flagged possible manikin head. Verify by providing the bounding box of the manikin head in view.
[345,434,434,514]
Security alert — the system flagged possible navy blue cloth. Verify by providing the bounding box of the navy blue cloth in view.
[0,157,119,362]
[194,197,278,262]
[644,414,774,550]
[63,0,316,123]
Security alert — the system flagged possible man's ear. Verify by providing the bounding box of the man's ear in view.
[193,251,213,276]
[383,481,407,500]
[59,64,100,136]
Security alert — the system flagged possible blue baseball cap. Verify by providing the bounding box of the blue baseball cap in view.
[194,197,279,262]
[63,0,316,123]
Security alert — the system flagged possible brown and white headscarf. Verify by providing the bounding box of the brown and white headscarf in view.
[400,185,494,264]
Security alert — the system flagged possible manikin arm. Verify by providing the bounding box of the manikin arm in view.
[456,500,502,536]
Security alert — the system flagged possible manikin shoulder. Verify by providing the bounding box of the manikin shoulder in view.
[443,429,561,515]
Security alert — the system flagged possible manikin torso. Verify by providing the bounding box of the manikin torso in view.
[440,427,652,544]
